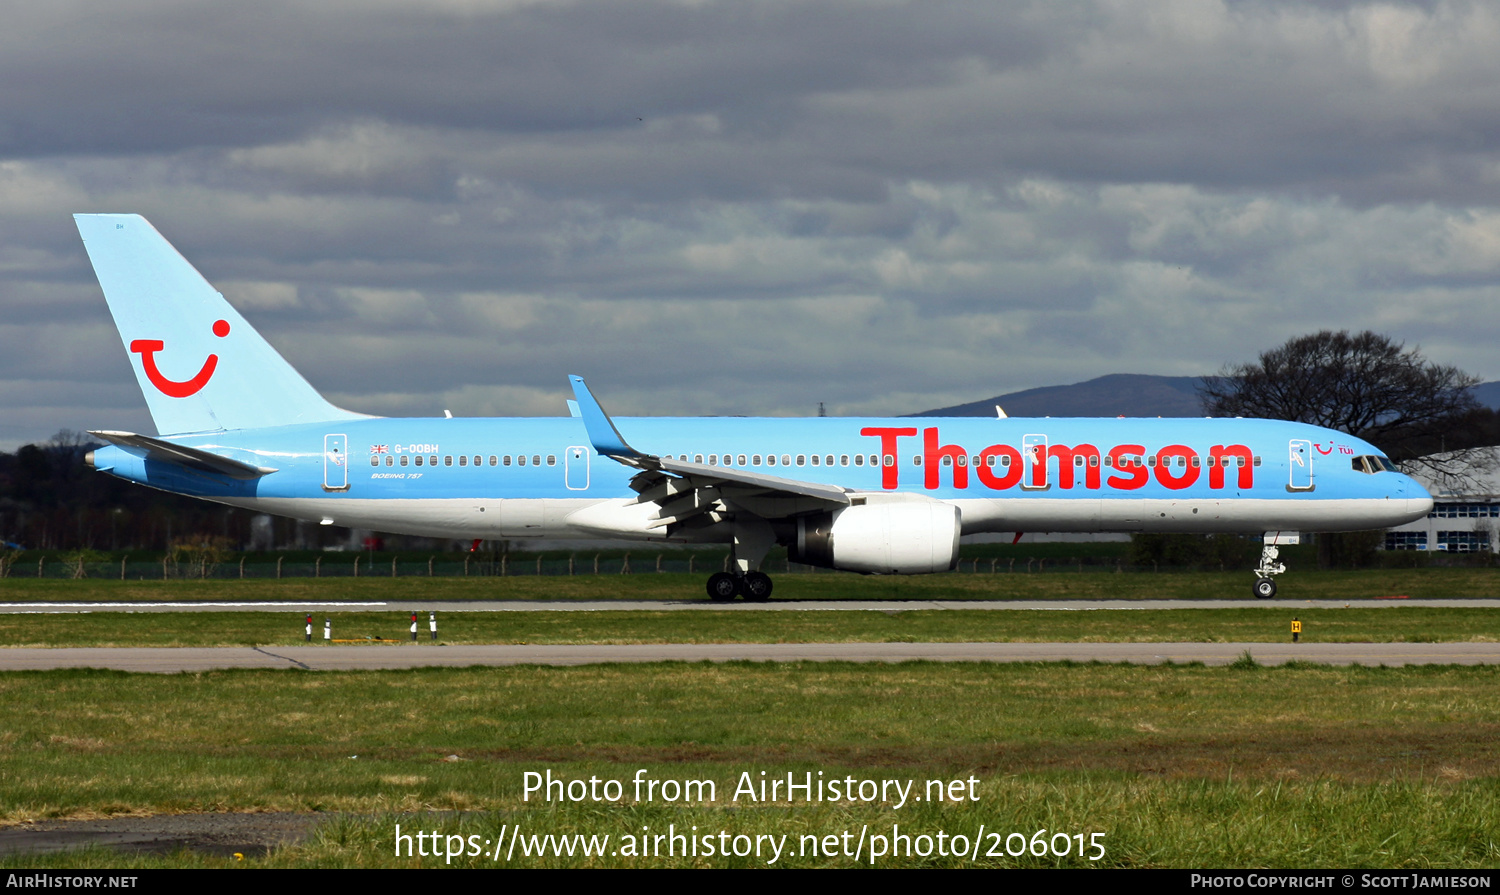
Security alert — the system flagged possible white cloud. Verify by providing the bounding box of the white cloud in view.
[4,0,1500,447]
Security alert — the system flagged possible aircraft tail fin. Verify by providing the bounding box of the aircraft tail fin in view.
[75,214,366,434]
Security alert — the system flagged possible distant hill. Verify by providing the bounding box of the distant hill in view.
[911,374,1207,418]
[1473,381,1500,411]
[912,375,1500,419]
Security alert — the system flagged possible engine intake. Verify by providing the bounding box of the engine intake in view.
[789,499,960,574]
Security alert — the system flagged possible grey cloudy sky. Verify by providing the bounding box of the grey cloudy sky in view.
[4,0,1500,447]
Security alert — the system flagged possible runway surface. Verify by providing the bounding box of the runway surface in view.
[2,598,1495,613]
[3,641,1498,671]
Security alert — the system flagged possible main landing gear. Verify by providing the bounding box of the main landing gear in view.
[706,571,774,602]
[704,516,776,602]
[1252,536,1288,599]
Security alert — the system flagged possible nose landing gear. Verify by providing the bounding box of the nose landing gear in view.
[1252,533,1290,599]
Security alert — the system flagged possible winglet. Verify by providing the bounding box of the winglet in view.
[568,376,648,463]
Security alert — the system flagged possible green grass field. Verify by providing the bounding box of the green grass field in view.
[2,566,1498,602]
[1,662,1499,867]
[4,569,1500,868]
[2,606,1497,648]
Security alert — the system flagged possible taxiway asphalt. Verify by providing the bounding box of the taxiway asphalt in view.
[2,598,1495,613]
[2,641,1498,671]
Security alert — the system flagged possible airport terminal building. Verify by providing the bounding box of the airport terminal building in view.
[1384,459,1500,553]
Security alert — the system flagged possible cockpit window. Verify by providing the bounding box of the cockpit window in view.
[1352,455,1400,474]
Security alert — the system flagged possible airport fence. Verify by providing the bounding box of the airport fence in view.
[2,553,1160,580]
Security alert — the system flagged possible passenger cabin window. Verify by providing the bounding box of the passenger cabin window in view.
[415,456,424,466]
[811,454,820,466]
[796,455,806,466]
[534,455,543,466]
[914,455,923,466]
[547,455,556,466]
[783,454,792,466]
[840,455,849,466]
[489,456,498,466]
[883,455,894,467]
[444,456,453,466]
[459,455,468,466]
[503,455,511,466]
[518,455,527,466]
[738,454,747,466]
[695,454,704,464]
[400,455,409,467]
[385,456,393,466]
[854,454,864,466]
[767,455,777,466]
[369,456,379,466]
[752,454,762,466]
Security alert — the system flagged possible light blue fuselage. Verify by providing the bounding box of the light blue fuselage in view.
[89,415,1432,542]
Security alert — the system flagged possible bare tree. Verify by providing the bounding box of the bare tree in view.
[1199,330,1493,490]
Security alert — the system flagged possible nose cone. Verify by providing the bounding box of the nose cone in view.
[1400,475,1433,521]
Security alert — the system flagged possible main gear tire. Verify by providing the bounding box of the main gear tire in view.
[741,571,773,602]
[707,572,740,601]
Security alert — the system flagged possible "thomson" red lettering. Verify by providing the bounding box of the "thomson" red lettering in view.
[862,429,1256,492]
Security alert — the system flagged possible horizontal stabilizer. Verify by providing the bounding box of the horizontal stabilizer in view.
[89,430,277,480]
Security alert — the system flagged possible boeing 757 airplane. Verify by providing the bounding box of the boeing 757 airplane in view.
[75,214,1433,600]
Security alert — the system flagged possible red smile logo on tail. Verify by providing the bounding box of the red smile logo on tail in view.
[130,319,230,398]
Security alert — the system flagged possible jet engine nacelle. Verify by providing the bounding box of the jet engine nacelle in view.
[788,497,961,574]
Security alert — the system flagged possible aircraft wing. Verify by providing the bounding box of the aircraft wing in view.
[568,377,850,533]
[89,430,278,480]
[652,456,852,505]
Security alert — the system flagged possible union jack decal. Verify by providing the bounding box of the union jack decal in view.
[370,444,389,454]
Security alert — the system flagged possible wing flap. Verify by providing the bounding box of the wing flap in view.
[656,457,852,505]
